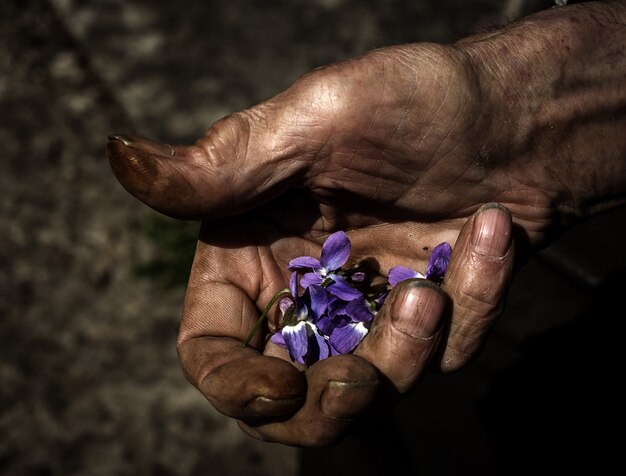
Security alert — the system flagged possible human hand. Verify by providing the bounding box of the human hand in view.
[107,44,517,444]
[107,1,625,446]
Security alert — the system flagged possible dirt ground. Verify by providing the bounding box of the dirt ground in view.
[2,1,624,475]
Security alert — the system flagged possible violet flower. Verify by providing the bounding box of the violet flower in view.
[388,242,452,286]
[264,234,451,366]
[325,296,374,354]
[314,294,373,335]
[329,322,369,354]
[288,231,362,300]
[425,242,453,280]
[270,272,331,365]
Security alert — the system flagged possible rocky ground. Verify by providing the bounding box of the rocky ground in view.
[1,0,624,475]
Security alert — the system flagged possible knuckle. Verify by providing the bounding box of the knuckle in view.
[196,111,251,168]
[441,289,506,372]
[454,284,503,322]
[450,296,503,344]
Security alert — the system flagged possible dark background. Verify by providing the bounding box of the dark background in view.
[1,0,624,475]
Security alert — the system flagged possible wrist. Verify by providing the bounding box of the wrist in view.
[457,1,626,225]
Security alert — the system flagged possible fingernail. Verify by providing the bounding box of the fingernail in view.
[471,203,512,257]
[320,380,378,420]
[108,133,174,158]
[245,395,304,417]
[392,281,445,339]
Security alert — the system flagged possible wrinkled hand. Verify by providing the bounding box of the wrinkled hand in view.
[108,44,520,445]
[108,1,625,444]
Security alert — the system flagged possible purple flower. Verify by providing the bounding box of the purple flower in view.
[388,242,452,286]
[425,242,452,280]
[271,321,330,365]
[269,272,331,365]
[330,296,375,323]
[288,231,362,300]
[315,295,373,333]
[326,298,372,354]
[388,266,425,287]
[314,294,375,355]
[271,233,451,366]
[270,268,376,364]
[329,322,369,354]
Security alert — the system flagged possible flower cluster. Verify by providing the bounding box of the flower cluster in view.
[248,231,452,366]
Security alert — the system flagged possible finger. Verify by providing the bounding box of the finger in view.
[439,202,514,372]
[107,134,219,220]
[177,243,307,420]
[106,105,311,220]
[180,337,307,419]
[238,354,379,447]
[354,279,447,393]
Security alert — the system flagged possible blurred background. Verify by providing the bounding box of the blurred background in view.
[2,0,624,474]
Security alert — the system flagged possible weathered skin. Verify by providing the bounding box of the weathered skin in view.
[108,1,625,446]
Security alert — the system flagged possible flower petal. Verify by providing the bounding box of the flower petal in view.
[270,331,286,347]
[279,296,294,316]
[326,274,363,300]
[324,298,353,329]
[288,256,321,271]
[295,296,310,322]
[328,297,349,317]
[289,271,298,298]
[343,298,375,323]
[308,284,329,321]
[330,322,368,354]
[388,266,423,287]
[315,313,336,336]
[425,242,452,280]
[320,231,351,271]
[330,297,361,320]
[300,272,323,289]
[306,324,330,364]
[350,271,366,283]
[283,321,308,365]
[329,344,342,357]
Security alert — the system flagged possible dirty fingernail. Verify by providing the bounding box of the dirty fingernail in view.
[108,133,174,158]
[471,203,512,257]
[392,280,445,339]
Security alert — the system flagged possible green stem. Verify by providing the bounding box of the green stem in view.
[242,288,290,347]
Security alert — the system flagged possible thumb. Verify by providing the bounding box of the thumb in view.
[354,279,447,394]
[107,109,310,220]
